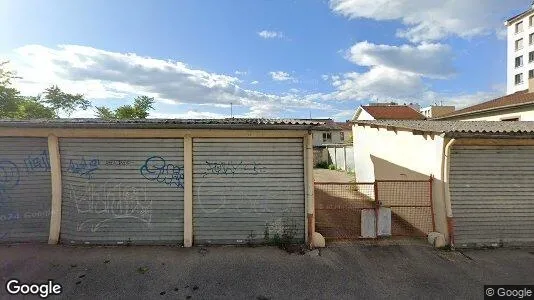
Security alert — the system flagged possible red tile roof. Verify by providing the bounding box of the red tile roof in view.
[335,122,352,130]
[437,90,534,119]
[362,105,426,120]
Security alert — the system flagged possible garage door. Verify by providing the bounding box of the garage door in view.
[0,138,51,243]
[193,138,305,244]
[450,145,534,247]
[60,138,184,245]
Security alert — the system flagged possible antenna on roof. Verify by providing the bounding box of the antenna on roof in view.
[309,111,312,120]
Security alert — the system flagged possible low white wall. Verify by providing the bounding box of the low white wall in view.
[324,145,354,172]
[352,125,448,239]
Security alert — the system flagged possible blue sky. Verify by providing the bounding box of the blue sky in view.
[0,0,529,120]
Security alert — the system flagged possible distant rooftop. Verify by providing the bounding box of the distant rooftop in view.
[436,90,534,120]
[361,105,426,120]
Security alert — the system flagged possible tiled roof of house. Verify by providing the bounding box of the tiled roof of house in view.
[362,105,426,120]
[354,120,534,137]
[436,90,534,120]
[335,122,352,130]
[0,118,326,130]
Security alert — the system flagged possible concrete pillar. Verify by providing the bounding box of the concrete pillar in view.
[184,135,193,247]
[48,135,62,244]
[304,133,315,246]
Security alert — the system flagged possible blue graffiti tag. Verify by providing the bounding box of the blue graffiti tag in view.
[202,161,265,177]
[23,150,50,173]
[139,156,184,189]
[67,157,100,179]
[0,161,20,190]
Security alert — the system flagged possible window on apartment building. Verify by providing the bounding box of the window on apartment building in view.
[530,70,534,79]
[516,21,524,33]
[501,117,520,121]
[515,73,524,85]
[340,131,344,141]
[530,51,534,63]
[322,132,332,143]
[516,38,524,51]
[530,33,534,45]
[516,56,524,68]
[530,16,534,27]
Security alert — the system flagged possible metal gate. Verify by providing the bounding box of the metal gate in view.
[60,138,184,245]
[314,182,375,239]
[450,146,534,247]
[315,178,434,240]
[0,138,51,243]
[193,138,305,245]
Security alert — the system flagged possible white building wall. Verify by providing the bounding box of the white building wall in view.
[507,12,534,94]
[312,130,344,147]
[355,109,375,121]
[352,125,448,238]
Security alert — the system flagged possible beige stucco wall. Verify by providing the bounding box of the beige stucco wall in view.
[312,130,345,146]
[352,125,448,239]
[446,106,534,121]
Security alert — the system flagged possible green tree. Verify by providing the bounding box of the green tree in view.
[15,97,56,119]
[0,61,91,119]
[42,85,91,116]
[95,96,155,120]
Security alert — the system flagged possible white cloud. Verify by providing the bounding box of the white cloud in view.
[234,70,247,75]
[6,44,321,118]
[346,41,455,79]
[331,66,426,102]
[269,71,296,82]
[321,74,330,81]
[250,80,259,85]
[329,0,525,42]
[258,30,285,39]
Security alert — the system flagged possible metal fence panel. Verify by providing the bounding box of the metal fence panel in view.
[315,179,433,240]
[314,182,375,239]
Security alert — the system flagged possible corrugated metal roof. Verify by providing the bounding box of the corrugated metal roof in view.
[354,120,534,137]
[0,118,326,130]
[362,105,426,120]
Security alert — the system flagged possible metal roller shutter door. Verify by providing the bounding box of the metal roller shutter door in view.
[0,138,51,243]
[193,138,305,244]
[450,146,534,247]
[60,138,184,245]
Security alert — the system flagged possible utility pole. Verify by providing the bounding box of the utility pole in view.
[230,102,233,118]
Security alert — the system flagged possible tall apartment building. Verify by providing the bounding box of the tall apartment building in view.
[506,2,534,94]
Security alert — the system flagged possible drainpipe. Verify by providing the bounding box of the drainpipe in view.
[443,138,456,248]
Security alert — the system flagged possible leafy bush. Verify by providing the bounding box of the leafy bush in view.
[328,164,336,170]
[315,161,329,169]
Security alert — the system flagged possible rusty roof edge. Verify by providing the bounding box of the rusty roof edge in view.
[445,131,534,139]
[0,119,325,130]
[354,120,534,136]
[353,121,430,134]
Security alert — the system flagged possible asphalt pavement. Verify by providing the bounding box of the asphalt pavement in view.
[0,242,533,299]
